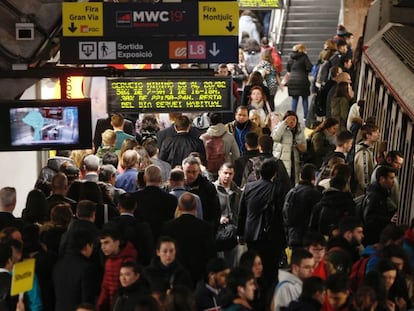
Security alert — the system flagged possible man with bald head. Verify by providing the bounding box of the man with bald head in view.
[132,165,177,241]
[162,192,216,286]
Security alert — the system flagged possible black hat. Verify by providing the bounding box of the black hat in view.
[206,257,230,274]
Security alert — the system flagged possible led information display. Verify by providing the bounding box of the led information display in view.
[239,0,279,8]
[107,77,232,113]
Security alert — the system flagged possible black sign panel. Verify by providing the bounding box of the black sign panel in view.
[107,77,232,113]
[103,3,198,37]
[60,36,238,64]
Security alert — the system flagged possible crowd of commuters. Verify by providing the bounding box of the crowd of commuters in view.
[0,10,411,311]
[0,101,409,311]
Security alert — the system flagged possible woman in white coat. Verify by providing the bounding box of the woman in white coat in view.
[271,111,306,184]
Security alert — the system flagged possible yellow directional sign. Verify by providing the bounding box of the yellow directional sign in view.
[239,0,279,8]
[11,258,35,296]
[198,2,239,36]
[62,3,103,37]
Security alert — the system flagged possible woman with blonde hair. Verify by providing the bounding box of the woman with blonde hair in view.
[254,49,282,104]
[287,44,313,120]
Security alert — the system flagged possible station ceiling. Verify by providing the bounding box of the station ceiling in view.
[0,0,63,99]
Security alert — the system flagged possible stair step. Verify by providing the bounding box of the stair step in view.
[282,41,326,49]
[284,26,336,35]
[284,33,332,41]
[286,19,338,27]
[288,6,341,13]
[289,0,341,6]
[286,12,339,20]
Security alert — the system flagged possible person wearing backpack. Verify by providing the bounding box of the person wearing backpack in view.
[353,124,381,197]
[282,164,322,248]
[200,113,240,179]
[309,175,356,237]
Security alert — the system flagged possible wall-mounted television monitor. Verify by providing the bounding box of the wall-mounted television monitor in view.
[0,99,92,151]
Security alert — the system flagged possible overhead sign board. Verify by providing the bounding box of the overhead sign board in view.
[62,2,103,37]
[60,36,238,64]
[199,2,239,36]
[62,2,238,37]
[107,77,232,113]
[238,0,279,9]
[103,3,198,37]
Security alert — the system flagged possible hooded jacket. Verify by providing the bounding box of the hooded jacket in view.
[200,123,240,164]
[272,270,303,311]
[287,51,313,97]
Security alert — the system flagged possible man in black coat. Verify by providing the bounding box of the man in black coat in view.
[233,132,260,186]
[156,113,201,149]
[309,175,356,236]
[182,156,221,230]
[159,115,206,168]
[0,187,23,231]
[283,164,322,248]
[237,158,287,292]
[362,165,397,245]
[53,230,100,311]
[327,216,364,263]
[162,192,216,286]
[133,165,177,242]
[108,193,154,266]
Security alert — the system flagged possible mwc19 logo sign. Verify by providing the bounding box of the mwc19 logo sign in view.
[169,41,206,60]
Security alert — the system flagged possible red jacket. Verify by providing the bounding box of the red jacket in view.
[96,242,137,311]
[312,258,327,280]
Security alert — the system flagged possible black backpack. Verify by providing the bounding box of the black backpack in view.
[282,185,302,227]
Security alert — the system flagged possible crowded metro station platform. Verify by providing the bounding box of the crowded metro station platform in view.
[1,0,414,310]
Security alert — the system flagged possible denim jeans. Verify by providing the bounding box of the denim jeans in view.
[291,96,309,119]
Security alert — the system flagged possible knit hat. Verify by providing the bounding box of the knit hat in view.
[337,25,352,37]
[206,257,230,274]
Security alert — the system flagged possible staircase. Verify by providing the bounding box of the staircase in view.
[280,0,341,67]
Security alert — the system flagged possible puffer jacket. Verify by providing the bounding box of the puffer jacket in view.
[287,51,312,97]
[309,188,356,236]
[271,120,306,183]
[96,242,137,311]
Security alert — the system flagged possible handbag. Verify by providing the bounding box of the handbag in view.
[216,199,238,250]
[216,223,237,241]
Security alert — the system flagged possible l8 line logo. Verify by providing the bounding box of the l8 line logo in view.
[116,10,185,27]
[169,41,206,60]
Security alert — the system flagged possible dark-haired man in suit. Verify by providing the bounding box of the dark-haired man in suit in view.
[162,192,216,286]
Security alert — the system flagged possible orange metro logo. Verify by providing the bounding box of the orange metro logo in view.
[169,41,187,59]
